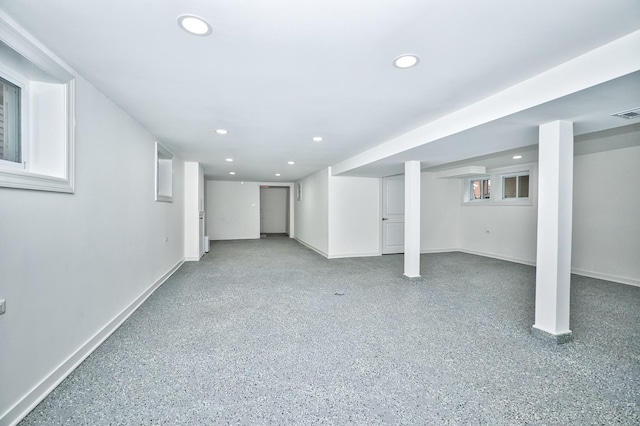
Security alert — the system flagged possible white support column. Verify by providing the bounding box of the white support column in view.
[404,161,421,278]
[532,120,574,344]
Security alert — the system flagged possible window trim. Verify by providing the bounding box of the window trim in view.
[467,176,491,202]
[501,171,530,201]
[155,141,174,203]
[0,65,29,169]
[0,12,75,193]
[461,164,535,207]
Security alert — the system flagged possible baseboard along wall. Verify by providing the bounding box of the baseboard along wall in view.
[1,259,185,426]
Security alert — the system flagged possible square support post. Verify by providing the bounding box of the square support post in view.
[532,120,574,344]
[404,161,421,278]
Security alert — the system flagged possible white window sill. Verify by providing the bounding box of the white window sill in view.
[0,168,74,193]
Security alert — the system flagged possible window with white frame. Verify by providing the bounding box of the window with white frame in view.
[0,76,21,165]
[502,173,529,199]
[461,164,533,205]
[0,17,75,193]
[469,177,490,201]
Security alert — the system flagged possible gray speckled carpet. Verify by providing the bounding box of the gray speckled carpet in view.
[20,236,640,425]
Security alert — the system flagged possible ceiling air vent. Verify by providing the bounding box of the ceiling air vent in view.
[612,107,640,120]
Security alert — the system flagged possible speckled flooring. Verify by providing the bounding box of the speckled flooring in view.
[20,236,640,425]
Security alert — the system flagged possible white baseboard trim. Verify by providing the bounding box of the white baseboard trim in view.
[184,252,204,262]
[420,248,458,254]
[294,238,328,258]
[1,258,185,426]
[570,267,640,287]
[209,236,258,241]
[328,251,381,259]
[455,249,639,287]
[458,249,536,267]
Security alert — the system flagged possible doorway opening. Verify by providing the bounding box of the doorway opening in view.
[260,186,290,237]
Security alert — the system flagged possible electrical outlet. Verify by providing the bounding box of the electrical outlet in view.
[0,299,5,315]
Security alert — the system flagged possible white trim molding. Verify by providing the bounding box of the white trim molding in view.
[294,237,329,258]
[0,11,76,193]
[571,268,640,288]
[0,259,185,426]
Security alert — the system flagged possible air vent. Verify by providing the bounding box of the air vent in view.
[612,107,640,120]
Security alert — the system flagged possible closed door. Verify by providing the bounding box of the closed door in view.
[199,211,205,256]
[382,175,404,254]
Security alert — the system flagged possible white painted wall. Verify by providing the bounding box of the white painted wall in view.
[0,75,185,424]
[572,145,640,285]
[328,175,380,258]
[294,168,329,256]
[205,181,260,240]
[260,187,287,233]
[184,162,204,260]
[421,172,459,252]
[423,142,640,286]
[458,204,538,265]
[457,165,539,265]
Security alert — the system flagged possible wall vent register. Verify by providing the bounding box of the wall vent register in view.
[611,107,640,120]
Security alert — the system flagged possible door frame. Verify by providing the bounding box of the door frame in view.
[257,182,295,238]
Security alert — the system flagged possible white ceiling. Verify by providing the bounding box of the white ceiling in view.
[1,0,639,181]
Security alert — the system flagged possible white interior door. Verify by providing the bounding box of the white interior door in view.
[199,211,205,256]
[382,175,405,254]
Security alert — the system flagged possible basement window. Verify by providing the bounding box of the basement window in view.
[462,164,534,206]
[155,142,174,202]
[503,173,529,199]
[469,178,490,201]
[0,76,22,166]
[0,18,75,193]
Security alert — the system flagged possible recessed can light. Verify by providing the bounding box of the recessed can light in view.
[177,14,212,36]
[312,136,323,142]
[288,161,295,165]
[226,158,233,162]
[513,155,522,160]
[229,172,235,175]
[393,54,420,69]
[216,129,228,135]
[275,173,281,177]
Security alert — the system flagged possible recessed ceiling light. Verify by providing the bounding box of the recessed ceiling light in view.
[229,172,235,175]
[226,158,233,162]
[312,136,323,142]
[177,14,212,36]
[288,161,295,165]
[513,155,522,160]
[393,54,420,69]
[216,129,228,135]
[275,173,281,177]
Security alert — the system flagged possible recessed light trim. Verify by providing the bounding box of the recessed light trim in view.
[312,136,323,142]
[513,155,522,160]
[393,54,420,69]
[216,129,228,135]
[225,158,233,162]
[177,14,212,36]
[288,161,295,165]
[229,172,235,175]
